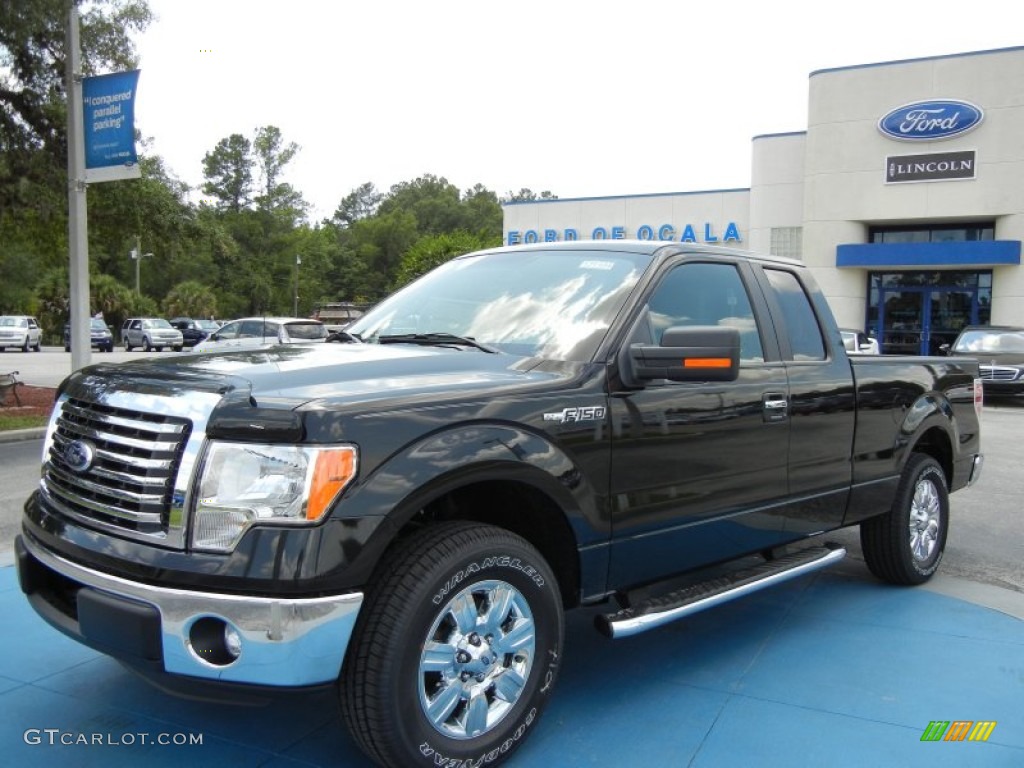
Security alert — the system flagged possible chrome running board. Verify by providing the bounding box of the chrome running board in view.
[595,544,846,639]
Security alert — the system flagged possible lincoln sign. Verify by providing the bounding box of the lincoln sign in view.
[886,151,976,184]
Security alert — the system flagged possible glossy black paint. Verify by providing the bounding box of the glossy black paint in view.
[22,242,982,610]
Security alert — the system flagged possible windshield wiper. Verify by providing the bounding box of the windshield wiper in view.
[377,333,499,354]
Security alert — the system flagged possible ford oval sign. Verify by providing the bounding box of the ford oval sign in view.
[64,439,96,473]
[878,100,983,141]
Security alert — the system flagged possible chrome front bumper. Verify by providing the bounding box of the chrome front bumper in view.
[18,534,362,687]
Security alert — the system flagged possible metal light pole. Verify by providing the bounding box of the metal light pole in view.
[131,235,153,293]
[293,255,301,316]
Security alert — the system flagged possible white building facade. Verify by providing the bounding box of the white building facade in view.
[502,46,1024,355]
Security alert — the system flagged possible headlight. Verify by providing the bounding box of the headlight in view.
[191,442,357,552]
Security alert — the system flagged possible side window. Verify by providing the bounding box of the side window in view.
[217,322,241,339]
[645,262,764,362]
[764,269,825,361]
[239,320,264,338]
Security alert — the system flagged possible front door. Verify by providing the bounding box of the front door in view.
[607,260,791,588]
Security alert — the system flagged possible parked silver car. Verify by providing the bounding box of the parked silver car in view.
[191,317,328,353]
[121,317,184,352]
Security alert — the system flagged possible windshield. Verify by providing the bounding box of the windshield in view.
[89,318,109,330]
[0,317,25,327]
[196,319,220,330]
[347,248,651,361]
[954,329,1024,354]
[143,319,173,330]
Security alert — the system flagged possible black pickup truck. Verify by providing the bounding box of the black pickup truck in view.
[17,241,983,768]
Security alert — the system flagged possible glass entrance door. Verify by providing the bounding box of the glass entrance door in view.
[929,290,975,356]
[881,290,924,355]
[868,271,990,356]
[879,287,978,355]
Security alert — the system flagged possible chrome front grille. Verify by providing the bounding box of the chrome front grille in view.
[980,365,1019,382]
[44,397,191,540]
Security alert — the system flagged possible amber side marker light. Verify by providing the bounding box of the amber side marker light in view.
[683,358,732,368]
[307,447,358,521]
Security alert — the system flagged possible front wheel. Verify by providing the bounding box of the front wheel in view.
[341,522,564,768]
[861,454,949,585]
[143,336,153,352]
[124,339,132,351]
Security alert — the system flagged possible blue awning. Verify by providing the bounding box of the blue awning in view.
[836,240,1020,268]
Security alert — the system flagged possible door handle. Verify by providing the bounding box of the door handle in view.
[762,393,788,423]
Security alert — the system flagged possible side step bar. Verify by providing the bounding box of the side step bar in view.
[595,544,846,639]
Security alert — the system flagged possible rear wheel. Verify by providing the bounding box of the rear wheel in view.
[341,522,563,768]
[861,454,949,585]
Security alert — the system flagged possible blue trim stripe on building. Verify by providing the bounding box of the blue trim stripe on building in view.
[836,240,1021,268]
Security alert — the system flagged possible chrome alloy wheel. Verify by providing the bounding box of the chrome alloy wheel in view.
[908,474,942,563]
[418,579,536,740]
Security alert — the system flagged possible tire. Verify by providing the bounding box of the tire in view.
[33,341,41,352]
[172,345,182,352]
[64,344,71,353]
[341,522,564,768]
[21,340,29,352]
[861,454,949,585]
[124,339,132,351]
[143,336,153,352]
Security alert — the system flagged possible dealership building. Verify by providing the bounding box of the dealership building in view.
[502,46,1024,355]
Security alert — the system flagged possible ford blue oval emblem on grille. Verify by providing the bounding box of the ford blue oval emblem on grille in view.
[64,439,96,473]
[878,100,983,141]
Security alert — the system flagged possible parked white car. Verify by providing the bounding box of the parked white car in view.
[191,317,328,353]
[841,328,880,355]
[0,315,42,352]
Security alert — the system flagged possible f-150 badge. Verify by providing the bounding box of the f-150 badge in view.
[543,406,607,424]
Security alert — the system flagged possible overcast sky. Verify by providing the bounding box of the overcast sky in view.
[133,0,1021,220]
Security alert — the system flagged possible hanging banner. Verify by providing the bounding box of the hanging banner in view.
[82,69,141,183]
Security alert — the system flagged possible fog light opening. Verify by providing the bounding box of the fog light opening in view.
[189,617,241,666]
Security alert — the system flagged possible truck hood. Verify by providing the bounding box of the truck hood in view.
[64,342,582,413]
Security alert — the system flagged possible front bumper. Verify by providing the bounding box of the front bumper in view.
[16,533,363,689]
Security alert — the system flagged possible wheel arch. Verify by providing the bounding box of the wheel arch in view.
[899,392,956,487]
[372,469,582,611]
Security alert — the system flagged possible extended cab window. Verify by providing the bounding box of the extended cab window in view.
[764,268,825,361]
[646,262,764,362]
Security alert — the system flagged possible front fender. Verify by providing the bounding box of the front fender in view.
[321,423,609,592]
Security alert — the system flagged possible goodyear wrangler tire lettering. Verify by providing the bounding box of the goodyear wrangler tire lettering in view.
[341,522,563,767]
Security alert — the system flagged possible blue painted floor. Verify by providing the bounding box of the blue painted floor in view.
[1,562,1021,767]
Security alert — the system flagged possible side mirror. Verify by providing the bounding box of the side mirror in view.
[626,326,740,384]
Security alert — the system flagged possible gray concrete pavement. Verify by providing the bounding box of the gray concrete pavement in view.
[0,345,169,388]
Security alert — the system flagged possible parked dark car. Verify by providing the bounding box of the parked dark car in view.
[63,318,114,352]
[946,325,1024,396]
[169,317,221,348]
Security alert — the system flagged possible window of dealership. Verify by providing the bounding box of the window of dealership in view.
[502,46,1024,351]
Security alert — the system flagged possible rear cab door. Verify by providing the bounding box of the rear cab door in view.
[752,264,857,534]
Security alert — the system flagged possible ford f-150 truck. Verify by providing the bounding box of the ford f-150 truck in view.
[17,241,983,767]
